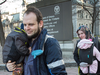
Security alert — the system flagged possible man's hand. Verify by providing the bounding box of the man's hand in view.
[29,47,32,53]
[6,60,16,71]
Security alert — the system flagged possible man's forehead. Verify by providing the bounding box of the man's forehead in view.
[23,13,37,20]
[24,12,36,16]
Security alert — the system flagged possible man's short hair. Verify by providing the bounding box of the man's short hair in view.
[24,6,43,24]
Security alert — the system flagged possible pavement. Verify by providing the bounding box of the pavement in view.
[0,67,78,75]
[66,67,78,75]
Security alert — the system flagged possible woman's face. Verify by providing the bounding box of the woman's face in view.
[77,30,86,39]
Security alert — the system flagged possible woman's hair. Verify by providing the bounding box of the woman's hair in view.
[77,25,92,39]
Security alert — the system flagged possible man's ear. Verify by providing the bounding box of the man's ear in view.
[39,20,43,28]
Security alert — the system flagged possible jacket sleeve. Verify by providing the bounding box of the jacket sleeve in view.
[3,36,14,63]
[15,35,29,56]
[45,38,67,75]
[73,40,80,66]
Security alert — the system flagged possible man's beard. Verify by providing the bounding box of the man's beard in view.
[27,27,40,40]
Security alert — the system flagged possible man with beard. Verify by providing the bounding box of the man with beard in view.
[6,6,67,75]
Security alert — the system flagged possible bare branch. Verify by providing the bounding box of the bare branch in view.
[74,0,100,34]
[0,0,7,5]
[82,6,93,18]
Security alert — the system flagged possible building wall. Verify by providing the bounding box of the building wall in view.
[72,0,100,37]
[1,0,100,38]
[72,4,96,37]
[72,5,78,37]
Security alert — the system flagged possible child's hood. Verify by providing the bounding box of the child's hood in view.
[77,39,93,49]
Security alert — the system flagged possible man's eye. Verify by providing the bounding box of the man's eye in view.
[24,24,26,26]
[28,24,33,26]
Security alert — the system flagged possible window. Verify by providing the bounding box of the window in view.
[86,15,87,19]
[89,16,91,19]
[78,10,83,19]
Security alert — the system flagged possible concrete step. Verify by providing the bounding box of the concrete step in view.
[0,64,5,70]
[63,59,77,67]
[62,51,74,59]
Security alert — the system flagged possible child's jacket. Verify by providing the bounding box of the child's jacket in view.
[3,27,29,64]
[77,39,100,74]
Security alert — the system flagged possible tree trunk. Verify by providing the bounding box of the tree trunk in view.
[91,21,94,34]
[0,11,5,48]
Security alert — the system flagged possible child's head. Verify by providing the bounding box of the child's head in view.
[77,25,92,39]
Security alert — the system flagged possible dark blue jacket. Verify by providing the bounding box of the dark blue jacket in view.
[24,29,67,75]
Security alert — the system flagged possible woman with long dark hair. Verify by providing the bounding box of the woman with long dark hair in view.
[73,25,100,75]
